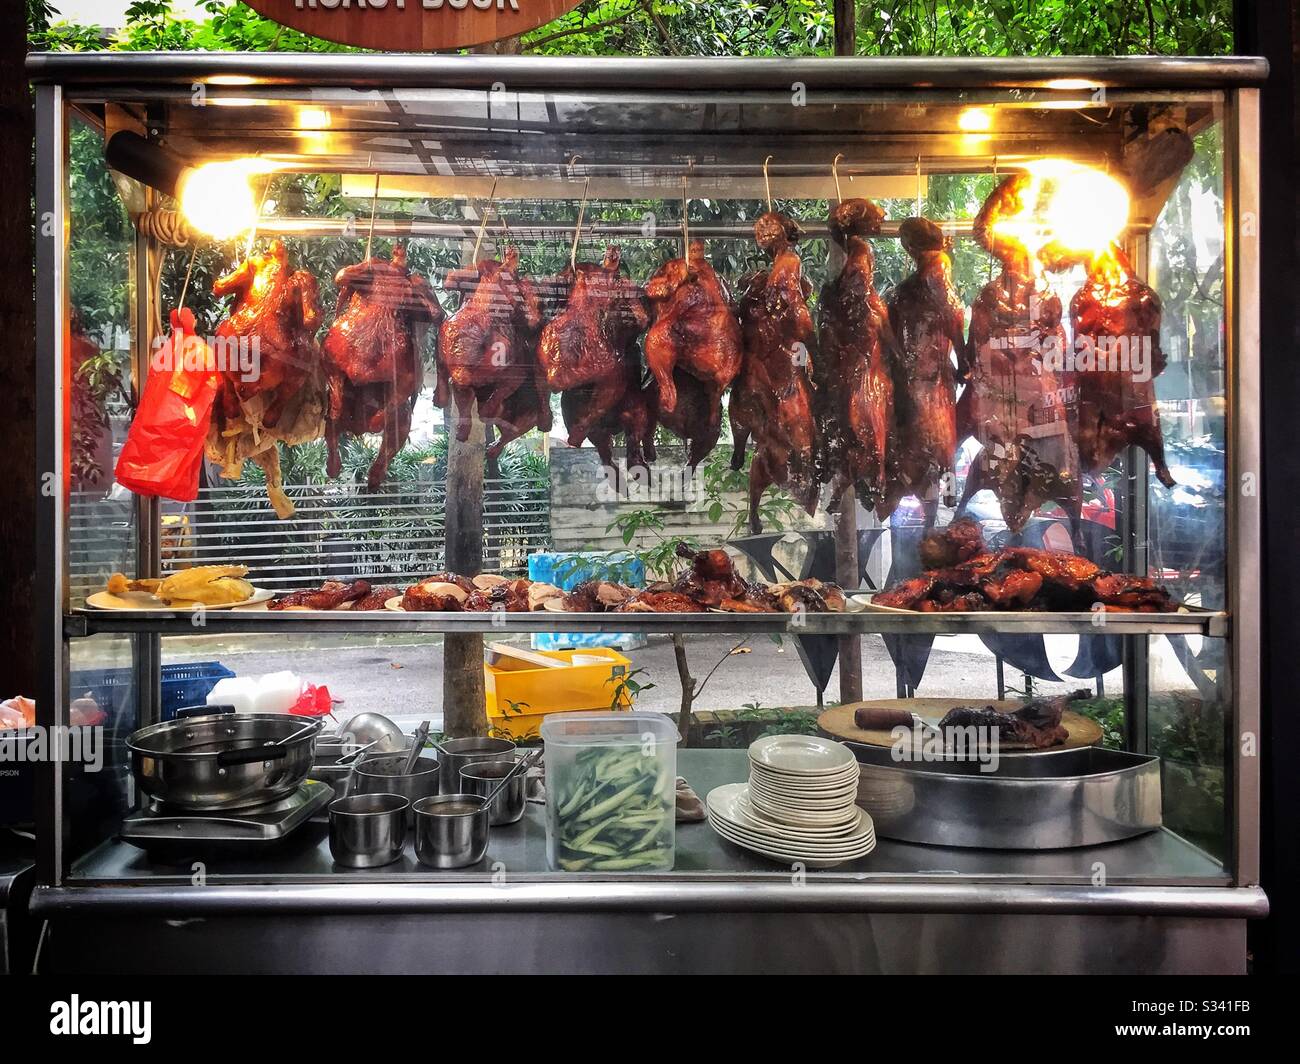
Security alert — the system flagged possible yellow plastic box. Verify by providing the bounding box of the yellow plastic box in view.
[484,648,634,740]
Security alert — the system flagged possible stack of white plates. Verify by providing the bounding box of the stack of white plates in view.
[706,735,875,868]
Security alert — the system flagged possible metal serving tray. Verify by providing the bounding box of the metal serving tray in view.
[849,743,1161,850]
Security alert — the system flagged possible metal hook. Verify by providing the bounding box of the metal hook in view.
[763,155,774,212]
[569,157,591,271]
[471,176,499,263]
[681,173,689,258]
[365,171,381,260]
[831,153,844,203]
[244,168,275,258]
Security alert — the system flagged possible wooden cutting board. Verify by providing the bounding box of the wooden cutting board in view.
[818,697,1103,753]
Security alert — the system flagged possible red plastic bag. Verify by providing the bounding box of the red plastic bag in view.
[289,683,333,717]
[115,308,221,502]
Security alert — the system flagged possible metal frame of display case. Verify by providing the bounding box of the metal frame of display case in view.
[27,53,1269,972]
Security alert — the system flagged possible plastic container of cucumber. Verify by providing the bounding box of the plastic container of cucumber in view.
[541,711,679,872]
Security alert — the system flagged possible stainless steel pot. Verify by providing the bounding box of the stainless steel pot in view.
[412,794,490,868]
[459,759,527,825]
[435,737,515,794]
[329,793,409,868]
[127,707,322,811]
[349,751,441,812]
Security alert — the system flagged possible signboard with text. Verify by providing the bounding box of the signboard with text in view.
[243,0,585,52]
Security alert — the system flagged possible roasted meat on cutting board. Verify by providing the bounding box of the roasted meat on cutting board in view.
[322,244,444,489]
[883,217,966,521]
[644,240,742,466]
[731,211,820,532]
[817,198,899,512]
[957,174,1082,539]
[1069,243,1176,488]
[537,245,650,453]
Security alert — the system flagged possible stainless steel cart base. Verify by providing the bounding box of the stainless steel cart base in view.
[32,908,1251,975]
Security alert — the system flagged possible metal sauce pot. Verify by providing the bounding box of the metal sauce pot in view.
[435,737,515,794]
[126,707,321,811]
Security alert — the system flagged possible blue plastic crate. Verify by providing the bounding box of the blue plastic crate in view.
[69,661,236,722]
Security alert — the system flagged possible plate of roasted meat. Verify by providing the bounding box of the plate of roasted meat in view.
[269,580,401,611]
[542,545,845,614]
[818,690,1103,754]
[866,518,1181,614]
[91,567,271,610]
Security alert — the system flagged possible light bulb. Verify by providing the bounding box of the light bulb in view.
[178,159,274,240]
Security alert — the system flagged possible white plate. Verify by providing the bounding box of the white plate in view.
[709,783,870,839]
[708,815,875,868]
[384,596,406,612]
[748,792,860,827]
[748,764,857,790]
[748,735,856,776]
[750,758,859,780]
[748,780,857,806]
[85,587,273,611]
[737,799,866,840]
[748,757,859,781]
[714,820,875,858]
[748,771,860,796]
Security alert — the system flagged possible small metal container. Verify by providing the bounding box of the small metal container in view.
[328,792,409,868]
[436,737,516,794]
[459,759,527,825]
[350,752,441,815]
[412,794,490,868]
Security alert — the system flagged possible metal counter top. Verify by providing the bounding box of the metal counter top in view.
[33,751,1264,921]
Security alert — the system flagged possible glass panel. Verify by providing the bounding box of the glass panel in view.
[59,83,1232,885]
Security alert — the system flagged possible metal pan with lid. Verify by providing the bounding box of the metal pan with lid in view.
[127,705,322,811]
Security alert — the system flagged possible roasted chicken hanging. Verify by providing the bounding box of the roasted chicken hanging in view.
[644,240,742,467]
[956,174,1082,540]
[322,244,444,489]
[207,239,326,518]
[816,198,899,512]
[537,245,650,453]
[731,211,820,533]
[883,217,966,522]
[436,244,545,444]
[1069,243,1176,487]
[211,238,322,430]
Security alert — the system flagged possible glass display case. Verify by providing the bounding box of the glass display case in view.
[27,53,1266,974]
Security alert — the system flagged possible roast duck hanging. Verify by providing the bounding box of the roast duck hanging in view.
[955,173,1083,542]
[436,243,551,457]
[1068,242,1176,488]
[643,239,743,469]
[206,238,326,519]
[816,197,900,513]
[731,210,820,533]
[321,243,444,488]
[537,244,651,463]
[882,217,966,523]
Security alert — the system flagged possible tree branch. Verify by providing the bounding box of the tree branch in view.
[522,3,642,52]
[694,638,750,703]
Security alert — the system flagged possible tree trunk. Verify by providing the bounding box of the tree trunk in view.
[672,633,696,740]
[0,8,36,696]
[833,0,857,56]
[441,404,487,738]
